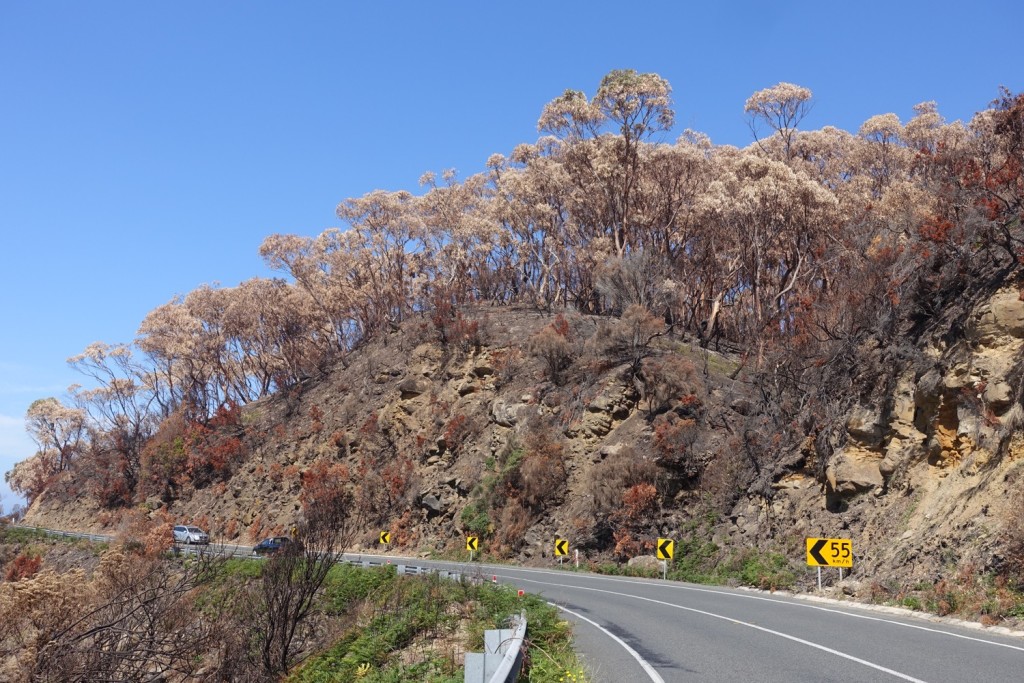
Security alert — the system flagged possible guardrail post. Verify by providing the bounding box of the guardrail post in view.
[464,611,526,683]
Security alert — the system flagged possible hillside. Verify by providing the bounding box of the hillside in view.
[11,72,1024,623]
[23,291,1024,620]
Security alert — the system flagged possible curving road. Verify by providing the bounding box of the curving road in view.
[17,527,1024,681]
[350,554,1024,683]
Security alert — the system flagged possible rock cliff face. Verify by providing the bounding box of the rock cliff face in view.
[23,294,1024,601]
[774,286,1024,587]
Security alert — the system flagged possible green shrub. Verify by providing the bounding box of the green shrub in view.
[459,501,491,537]
[901,596,922,610]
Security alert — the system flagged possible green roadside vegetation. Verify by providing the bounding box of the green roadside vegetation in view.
[1,527,588,682]
[870,571,1024,623]
[580,540,797,591]
[207,560,589,683]
[0,523,109,558]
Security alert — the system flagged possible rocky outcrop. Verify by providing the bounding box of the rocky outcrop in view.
[398,377,429,399]
[490,397,532,428]
[826,446,884,495]
[571,380,636,438]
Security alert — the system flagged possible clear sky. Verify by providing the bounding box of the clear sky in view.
[1,0,1021,510]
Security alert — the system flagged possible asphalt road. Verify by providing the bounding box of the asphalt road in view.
[347,554,1024,683]
[19,527,1024,682]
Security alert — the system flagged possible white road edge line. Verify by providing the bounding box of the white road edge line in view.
[522,578,928,683]
[482,564,1024,652]
[549,601,665,683]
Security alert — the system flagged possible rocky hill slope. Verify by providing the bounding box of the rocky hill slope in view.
[24,290,1024,619]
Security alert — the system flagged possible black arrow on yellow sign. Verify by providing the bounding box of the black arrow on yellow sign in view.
[656,538,674,560]
[466,536,478,552]
[808,538,828,565]
[379,531,390,545]
[554,538,568,556]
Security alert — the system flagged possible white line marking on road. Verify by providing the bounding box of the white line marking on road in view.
[519,577,928,682]
[550,601,665,683]
[485,564,1024,652]
[345,555,1023,653]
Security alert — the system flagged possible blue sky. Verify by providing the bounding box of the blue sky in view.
[1,1,1021,510]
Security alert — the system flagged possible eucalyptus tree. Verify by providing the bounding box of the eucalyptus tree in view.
[745,82,813,160]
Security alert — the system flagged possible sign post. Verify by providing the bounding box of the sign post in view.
[466,535,478,562]
[806,537,853,589]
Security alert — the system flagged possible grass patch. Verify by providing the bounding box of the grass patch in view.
[289,569,588,683]
[0,525,52,544]
[580,539,798,592]
[870,566,1024,624]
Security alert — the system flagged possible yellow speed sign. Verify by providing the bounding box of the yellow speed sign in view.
[806,538,853,568]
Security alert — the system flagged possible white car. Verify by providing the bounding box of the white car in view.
[172,525,209,545]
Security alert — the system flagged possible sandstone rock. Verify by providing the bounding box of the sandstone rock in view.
[472,364,495,378]
[846,405,884,447]
[826,447,884,495]
[880,438,920,477]
[491,398,528,427]
[892,420,924,441]
[943,363,975,390]
[582,411,612,437]
[771,474,806,490]
[444,477,469,495]
[892,372,918,425]
[627,555,663,571]
[420,494,443,517]
[457,381,478,396]
[398,377,429,399]
[588,393,616,413]
[984,381,1013,411]
[598,442,625,460]
[969,288,1024,343]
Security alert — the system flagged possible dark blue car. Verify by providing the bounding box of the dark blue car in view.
[252,536,298,557]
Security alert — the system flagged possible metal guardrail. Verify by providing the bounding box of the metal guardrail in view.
[11,525,490,576]
[465,610,527,683]
[12,525,110,544]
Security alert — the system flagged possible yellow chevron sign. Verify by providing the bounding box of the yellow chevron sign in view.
[466,536,479,552]
[554,538,569,556]
[656,538,674,560]
[379,531,390,545]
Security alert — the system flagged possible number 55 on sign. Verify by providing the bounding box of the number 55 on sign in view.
[806,538,853,568]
